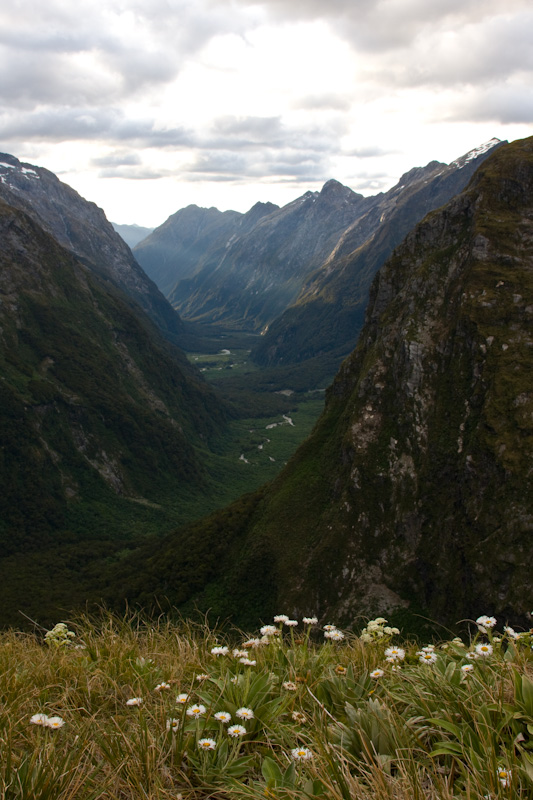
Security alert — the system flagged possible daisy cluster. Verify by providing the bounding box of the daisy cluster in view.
[359,617,400,643]
[21,611,532,799]
[44,622,76,648]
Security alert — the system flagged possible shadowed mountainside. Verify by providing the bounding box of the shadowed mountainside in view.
[115,136,533,629]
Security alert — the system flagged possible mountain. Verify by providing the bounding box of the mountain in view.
[112,222,154,248]
[0,154,183,343]
[117,136,533,629]
[134,205,248,296]
[252,139,505,370]
[0,195,225,625]
[135,182,372,332]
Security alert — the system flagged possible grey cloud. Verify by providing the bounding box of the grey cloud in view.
[295,94,351,111]
[0,0,245,109]
[206,115,346,154]
[343,146,395,158]
[98,166,174,180]
[232,0,530,54]
[0,108,193,147]
[447,85,533,124]
[184,146,330,182]
[91,152,143,168]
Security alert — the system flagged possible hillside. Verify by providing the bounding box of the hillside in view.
[252,139,504,371]
[0,197,226,625]
[116,136,533,629]
[0,154,184,343]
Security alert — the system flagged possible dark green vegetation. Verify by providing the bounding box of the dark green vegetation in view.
[0,198,324,628]
[117,137,533,631]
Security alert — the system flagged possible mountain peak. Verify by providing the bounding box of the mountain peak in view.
[450,137,504,169]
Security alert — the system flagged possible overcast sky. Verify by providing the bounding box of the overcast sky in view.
[1,0,532,226]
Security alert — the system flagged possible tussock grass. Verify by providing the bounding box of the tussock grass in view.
[1,610,532,798]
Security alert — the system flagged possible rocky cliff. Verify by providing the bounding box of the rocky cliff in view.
[119,136,533,628]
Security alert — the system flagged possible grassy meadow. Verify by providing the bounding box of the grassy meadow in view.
[2,611,532,799]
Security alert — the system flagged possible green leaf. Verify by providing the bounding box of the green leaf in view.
[283,761,296,788]
[262,756,283,786]
[521,675,533,717]
[430,743,464,757]
[428,718,463,738]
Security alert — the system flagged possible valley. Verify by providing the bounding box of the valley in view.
[0,138,531,636]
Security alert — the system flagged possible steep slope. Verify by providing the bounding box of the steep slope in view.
[0,154,183,342]
[118,136,533,628]
[166,181,373,331]
[252,139,504,370]
[0,197,227,622]
[134,205,249,296]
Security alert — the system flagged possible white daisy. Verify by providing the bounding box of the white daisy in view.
[214,711,232,723]
[227,724,247,737]
[461,664,474,675]
[236,707,254,720]
[497,767,511,787]
[284,619,298,627]
[419,652,437,664]
[46,716,65,729]
[291,746,313,761]
[282,681,298,691]
[30,713,49,726]
[186,704,207,718]
[176,693,189,704]
[126,697,142,706]
[166,718,180,732]
[154,682,170,692]
[211,646,229,656]
[274,615,289,623]
[302,617,318,625]
[476,615,497,629]
[239,658,257,666]
[475,643,493,657]
[198,738,216,751]
[384,646,405,661]
[370,668,384,679]
[324,629,345,641]
[260,625,277,636]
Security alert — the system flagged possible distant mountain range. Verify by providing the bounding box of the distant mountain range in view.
[118,136,533,629]
[134,139,504,383]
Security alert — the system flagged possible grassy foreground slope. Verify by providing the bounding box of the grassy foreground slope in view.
[1,611,532,799]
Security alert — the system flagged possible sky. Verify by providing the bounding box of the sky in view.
[1,0,533,227]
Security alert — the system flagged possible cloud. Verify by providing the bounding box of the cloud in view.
[91,152,143,167]
[447,85,533,125]
[0,0,249,109]
[0,108,193,147]
[295,94,352,111]
[184,145,330,182]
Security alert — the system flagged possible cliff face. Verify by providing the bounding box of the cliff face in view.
[124,137,533,628]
